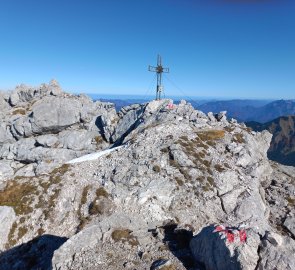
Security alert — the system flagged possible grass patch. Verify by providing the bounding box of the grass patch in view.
[0,181,36,215]
[153,165,161,173]
[12,108,26,115]
[160,147,169,153]
[17,226,28,239]
[5,222,17,249]
[233,133,245,143]
[175,177,184,186]
[96,187,109,198]
[51,164,70,176]
[77,185,91,231]
[207,176,215,187]
[287,197,295,207]
[214,164,225,172]
[197,130,225,141]
[111,229,139,247]
[94,135,104,145]
[88,201,107,215]
[87,187,111,217]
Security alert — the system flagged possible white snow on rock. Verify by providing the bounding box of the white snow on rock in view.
[66,146,123,164]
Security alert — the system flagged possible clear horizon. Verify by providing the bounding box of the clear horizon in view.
[0,0,294,99]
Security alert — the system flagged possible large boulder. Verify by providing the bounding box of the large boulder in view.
[30,96,82,134]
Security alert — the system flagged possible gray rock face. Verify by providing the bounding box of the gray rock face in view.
[0,161,14,182]
[0,206,16,251]
[111,103,146,142]
[52,225,103,269]
[257,232,295,270]
[0,81,116,177]
[284,217,295,238]
[190,226,260,270]
[31,97,82,134]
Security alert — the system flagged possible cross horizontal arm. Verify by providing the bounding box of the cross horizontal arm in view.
[148,66,169,73]
[148,66,157,72]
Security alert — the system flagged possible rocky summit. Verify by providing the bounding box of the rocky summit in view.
[0,82,294,270]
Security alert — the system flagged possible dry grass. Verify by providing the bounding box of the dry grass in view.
[197,130,225,141]
[76,185,91,231]
[5,222,17,249]
[233,133,245,143]
[287,197,295,207]
[160,265,177,270]
[153,165,161,173]
[12,108,26,115]
[88,201,107,215]
[96,187,109,198]
[111,229,139,247]
[160,147,169,153]
[17,226,28,239]
[214,164,225,172]
[207,176,215,187]
[87,187,111,217]
[51,164,70,176]
[94,135,104,145]
[0,181,36,215]
[175,177,184,186]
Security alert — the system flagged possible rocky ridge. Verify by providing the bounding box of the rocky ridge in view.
[0,82,294,270]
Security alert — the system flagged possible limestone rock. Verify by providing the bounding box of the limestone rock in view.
[257,233,295,270]
[190,225,260,270]
[284,217,295,238]
[0,161,14,182]
[0,206,16,251]
[31,97,82,134]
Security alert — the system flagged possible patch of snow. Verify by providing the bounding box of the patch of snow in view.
[66,146,124,164]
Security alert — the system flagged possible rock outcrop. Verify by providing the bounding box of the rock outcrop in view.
[0,82,294,270]
[0,80,116,180]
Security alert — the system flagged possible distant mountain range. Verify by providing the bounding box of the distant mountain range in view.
[247,116,295,166]
[197,99,295,123]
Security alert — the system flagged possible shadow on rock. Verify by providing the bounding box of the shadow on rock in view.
[162,223,196,270]
[190,225,241,270]
[0,234,68,270]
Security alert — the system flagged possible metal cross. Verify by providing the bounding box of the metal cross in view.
[148,55,169,100]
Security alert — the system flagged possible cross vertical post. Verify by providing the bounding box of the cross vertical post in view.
[148,55,169,100]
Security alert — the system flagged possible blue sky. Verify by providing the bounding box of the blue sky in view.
[0,0,294,99]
